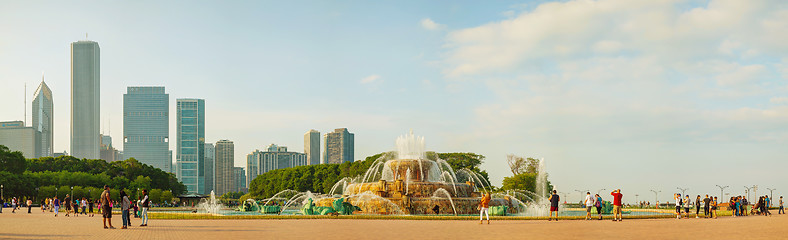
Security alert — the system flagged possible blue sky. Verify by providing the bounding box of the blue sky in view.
[1,0,787,203]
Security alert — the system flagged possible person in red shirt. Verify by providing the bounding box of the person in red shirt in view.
[610,189,623,222]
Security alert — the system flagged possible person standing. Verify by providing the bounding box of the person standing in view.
[674,194,682,219]
[610,189,623,222]
[584,192,595,220]
[101,185,115,229]
[778,196,784,214]
[26,199,32,213]
[695,195,701,218]
[595,194,603,220]
[742,197,749,216]
[41,199,46,213]
[89,198,94,217]
[703,195,711,218]
[683,195,691,219]
[0,197,4,213]
[53,196,60,217]
[478,192,491,224]
[548,190,560,221]
[140,189,149,227]
[120,191,131,229]
[711,197,718,219]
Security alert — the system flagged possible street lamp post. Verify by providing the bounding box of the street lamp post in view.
[753,185,758,199]
[574,189,589,204]
[597,188,606,195]
[635,194,640,206]
[715,185,728,202]
[1,184,4,201]
[767,188,776,205]
[744,186,753,200]
[677,187,689,197]
[650,190,661,208]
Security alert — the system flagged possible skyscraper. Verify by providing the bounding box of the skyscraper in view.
[176,99,205,194]
[204,143,215,194]
[233,167,246,193]
[99,134,118,162]
[323,128,354,164]
[215,140,234,195]
[246,144,307,188]
[32,78,53,157]
[70,40,100,159]
[304,129,320,165]
[123,87,170,172]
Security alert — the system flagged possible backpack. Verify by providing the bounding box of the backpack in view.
[595,199,602,207]
[679,199,683,205]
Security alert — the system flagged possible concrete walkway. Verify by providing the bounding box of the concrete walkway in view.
[1,208,787,239]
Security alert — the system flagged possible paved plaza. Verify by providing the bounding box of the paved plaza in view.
[1,209,787,239]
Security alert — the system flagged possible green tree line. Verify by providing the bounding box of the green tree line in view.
[0,145,186,201]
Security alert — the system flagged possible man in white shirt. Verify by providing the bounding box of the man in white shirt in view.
[584,192,595,220]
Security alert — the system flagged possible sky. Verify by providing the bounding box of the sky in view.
[1,0,787,203]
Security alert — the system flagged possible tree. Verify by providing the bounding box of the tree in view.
[160,190,174,203]
[507,154,527,175]
[0,145,27,174]
[149,189,162,204]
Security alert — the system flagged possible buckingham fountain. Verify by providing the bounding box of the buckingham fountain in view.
[255,131,554,216]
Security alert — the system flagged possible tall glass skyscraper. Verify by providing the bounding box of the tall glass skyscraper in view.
[123,87,170,171]
[70,40,100,159]
[304,130,320,165]
[204,142,215,194]
[32,78,53,157]
[176,99,205,194]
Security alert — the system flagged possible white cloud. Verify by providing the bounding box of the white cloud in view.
[442,0,788,77]
[771,97,788,105]
[420,18,445,31]
[360,74,381,84]
[715,64,766,86]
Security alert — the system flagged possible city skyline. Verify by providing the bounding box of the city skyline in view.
[1,0,787,197]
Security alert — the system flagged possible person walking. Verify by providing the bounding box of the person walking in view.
[0,197,4,213]
[53,196,60,217]
[695,195,701,218]
[478,192,491,224]
[611,189,623,222]
[101,185,115,229]
[584,192,595,220]
[595,194,603,220]
[778,196,784,214]
[764,195,772,216]
[41,199,46,213]
[548,190,560,221]
[703,195,711,218]
[120,191,131,229]
[140,189,149,227]
[11,197,17,213]
[26,199,32,213]
[64,194,71,217]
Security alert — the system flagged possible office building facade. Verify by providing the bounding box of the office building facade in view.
[233,167,246,193]
[32,79,53,157]
[304,129,320,165]
[215,140,234,195]
[323,128,354,164]
[123,86,170,172]
[246,144,307,188]
[0,121,40,158]
[176,99,205,194]
[70,40,100,159]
